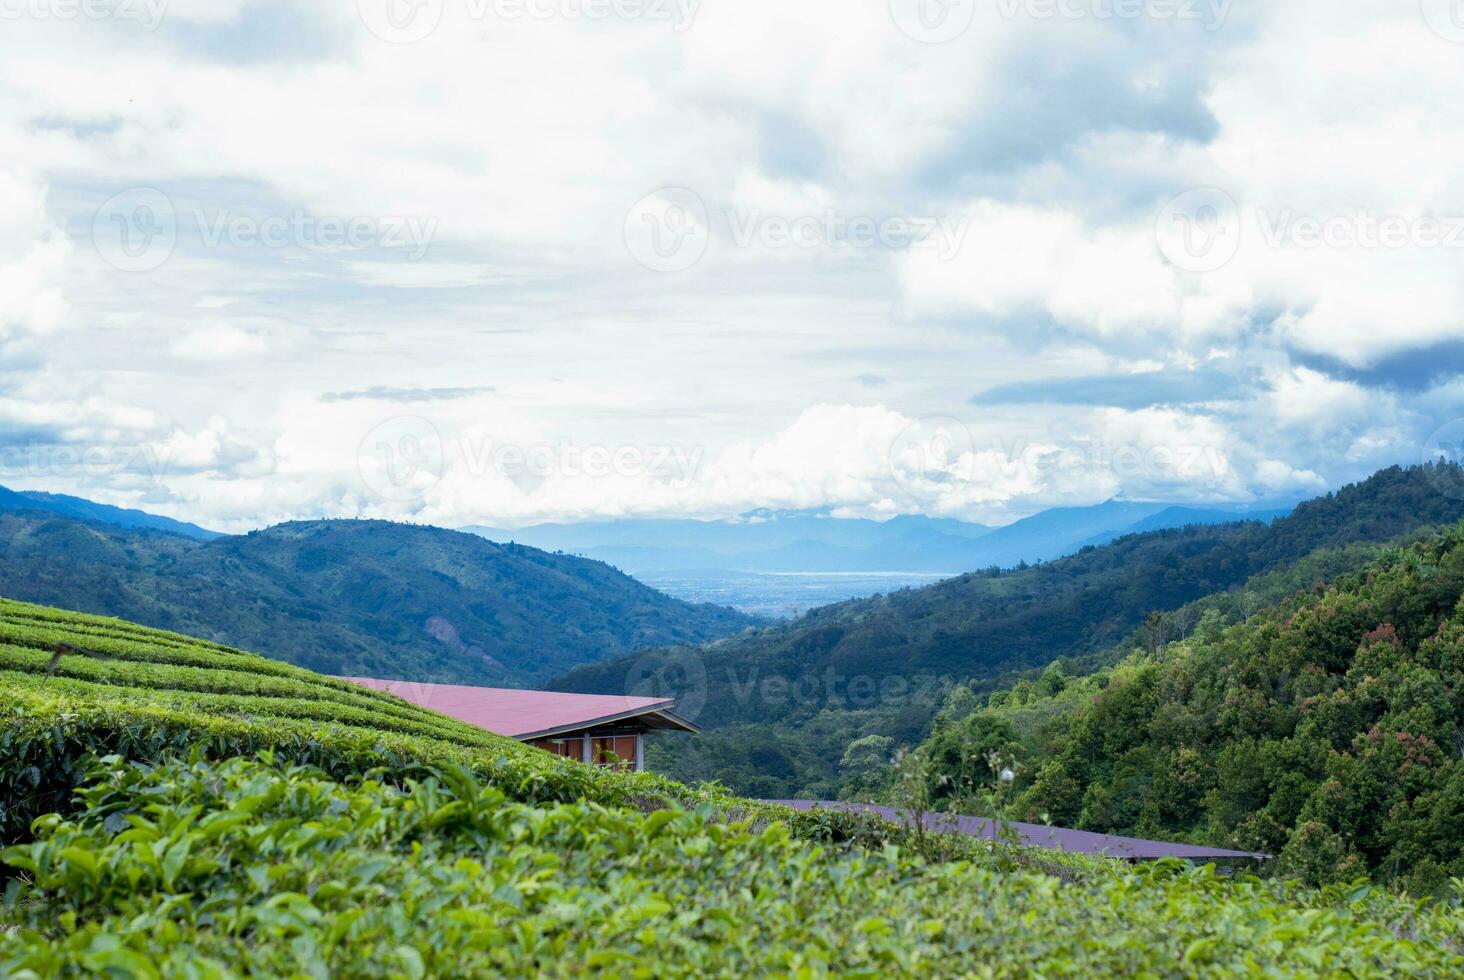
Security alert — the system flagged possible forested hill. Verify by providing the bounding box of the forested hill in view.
[913,525,1464,895]
[0,484,219,540]
[0,513,755,686]
[550,465,1464,796]
[557,466,1464,718]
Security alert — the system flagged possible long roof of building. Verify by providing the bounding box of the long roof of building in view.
[768,801,1270,862]
[341,677,699,740]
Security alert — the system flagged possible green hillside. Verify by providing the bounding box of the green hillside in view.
[905,525,1464,895]
[0,513,755,687]
[3,597,1464,975]
[553,465,1464,797]
[0,484,220,540]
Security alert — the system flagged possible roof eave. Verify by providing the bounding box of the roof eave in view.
[513,703,697,741]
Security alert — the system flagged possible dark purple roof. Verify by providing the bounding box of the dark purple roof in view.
[767,801,1269,862]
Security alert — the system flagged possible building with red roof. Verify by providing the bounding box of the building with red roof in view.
[342,677,698,771]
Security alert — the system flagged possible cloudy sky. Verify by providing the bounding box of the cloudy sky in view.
[2,0,1463,532]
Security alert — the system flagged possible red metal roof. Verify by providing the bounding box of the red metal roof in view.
[341,677,695,740]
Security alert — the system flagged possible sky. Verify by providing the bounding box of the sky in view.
[2,0,1464,532]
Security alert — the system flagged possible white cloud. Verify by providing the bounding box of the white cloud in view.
[0,171,67,346]
[0,1,1457,530]
[171,323,270,360]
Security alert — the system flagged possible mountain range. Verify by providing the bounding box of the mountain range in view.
[549,465,1464,798]
[0,485,219,540]
[464,500,1294,575]
[0,499,754,686]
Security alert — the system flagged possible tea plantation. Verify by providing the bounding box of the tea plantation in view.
[2,597,1463,976]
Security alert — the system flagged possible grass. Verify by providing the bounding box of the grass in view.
[1,595,1463,976]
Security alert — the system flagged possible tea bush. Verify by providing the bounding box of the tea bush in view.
[5,756,1464,977]
[3,596,1464,976]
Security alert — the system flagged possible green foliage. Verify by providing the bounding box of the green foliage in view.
[556,465,1464,797]
[8,756,1464,977]
[3,596,1464,974]
[915,524,1464,891]
[0,596,1004,863]
[0,513,754,686]
[918,715,1020,807]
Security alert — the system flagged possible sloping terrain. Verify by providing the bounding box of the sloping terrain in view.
[0,484,219,540]
[552,465,1464,796]
[469,500,1288,575]
[911,525,1464,895]
[1,596,1460,976]
[0,514,755,686]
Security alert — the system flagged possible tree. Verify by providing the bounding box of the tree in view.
[840,735,894,776]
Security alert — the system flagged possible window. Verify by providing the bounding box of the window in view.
[592,736,638,770]
[531,738,581,759]
[528,734,640,769]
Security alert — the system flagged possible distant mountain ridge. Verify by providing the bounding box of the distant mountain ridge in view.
[0,485,220,540]
[1069,505,1294,552]
[0,483,1291,577]
[464,500,1294,575]
[0,512,755,686]
[550,465,1464,798]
